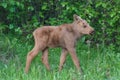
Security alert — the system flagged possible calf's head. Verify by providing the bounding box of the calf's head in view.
[73,14,94,35]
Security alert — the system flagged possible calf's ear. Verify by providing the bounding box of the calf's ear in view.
[73,14,82,21]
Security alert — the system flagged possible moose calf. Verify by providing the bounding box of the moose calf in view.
[25,14,94,73]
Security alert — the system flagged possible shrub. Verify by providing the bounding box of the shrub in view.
[0,0,119,50]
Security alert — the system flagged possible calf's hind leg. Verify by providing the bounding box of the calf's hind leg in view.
[59,49,68,71]
[41,48,50,70]
[25,45,40,73]
[25,32,47,73]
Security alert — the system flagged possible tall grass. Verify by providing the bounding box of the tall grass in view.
[0,34,120,80]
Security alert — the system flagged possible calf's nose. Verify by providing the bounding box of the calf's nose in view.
[90,30,95,35]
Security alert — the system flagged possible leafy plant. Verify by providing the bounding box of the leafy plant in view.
[0,0,120,50]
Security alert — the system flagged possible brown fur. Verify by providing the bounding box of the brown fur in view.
[25,14,94,73]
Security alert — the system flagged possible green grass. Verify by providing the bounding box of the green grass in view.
[0,34,120,80]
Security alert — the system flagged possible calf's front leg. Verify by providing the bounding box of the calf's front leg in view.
[67,47,82,73]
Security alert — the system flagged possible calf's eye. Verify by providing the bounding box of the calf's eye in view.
[83,25,87,28]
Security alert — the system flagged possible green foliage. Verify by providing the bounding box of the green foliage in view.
[0,1,120,79]
[0,0,120,48]
[0,35,120,80]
